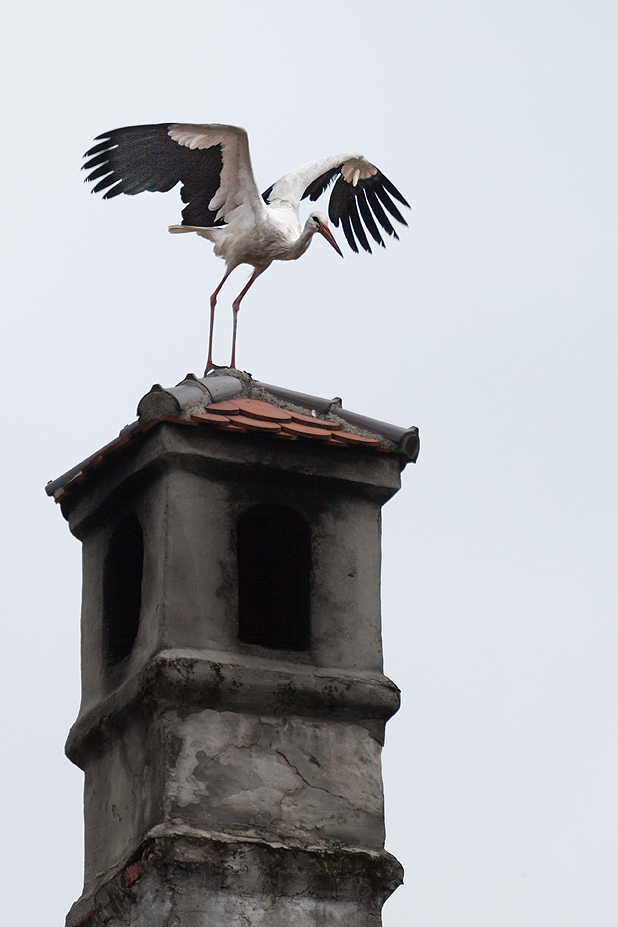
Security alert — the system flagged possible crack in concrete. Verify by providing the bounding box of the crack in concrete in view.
[178,717,368,824]
[272,749,334,797]
[193,740,234,769]
[270,750,360,815]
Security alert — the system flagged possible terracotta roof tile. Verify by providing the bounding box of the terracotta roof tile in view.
[220,422,248,432]
[196,394,387,448]
[205,401,241,414]
[328,431,382,447]
[288,410,336,429]
[232,398,292,421]
[280,421,334,439]
[230,414,283,432]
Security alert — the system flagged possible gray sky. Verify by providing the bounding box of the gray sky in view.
[2,1,617,924]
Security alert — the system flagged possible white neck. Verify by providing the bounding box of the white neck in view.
[286,221,317,260]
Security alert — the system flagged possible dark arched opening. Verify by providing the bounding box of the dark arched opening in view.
[103,513,144,667]
[237,505,311,651]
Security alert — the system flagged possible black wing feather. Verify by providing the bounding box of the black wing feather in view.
[327,176,350,227]
[357,189,385,248]
[347,196,371,253]
[302,161,409,254]
[301,167,340,202]
[381,175,410,208]
[83,123,225,227]
[83,138,114,159]
[365,187,399,239]
[93,174,122,196]
[86,162,117,183]
[82,150,112,171]
[340,211,359,253]
[375,186,408,226]
[178,145,224,226]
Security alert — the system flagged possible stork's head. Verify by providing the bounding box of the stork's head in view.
[307,211,344,257]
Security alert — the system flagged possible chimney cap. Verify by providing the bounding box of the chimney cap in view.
[45,369,419,503]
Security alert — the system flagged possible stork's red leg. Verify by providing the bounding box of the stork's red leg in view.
[230,267,265,370]
[204,270,231,374]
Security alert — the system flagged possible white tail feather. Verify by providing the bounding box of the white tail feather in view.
[168,225,221,244]
[169,224,200,234]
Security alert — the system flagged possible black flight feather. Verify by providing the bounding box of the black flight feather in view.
[340,212,359,253]
[301,167,340,202]
[83,124,226,227]
[357,189,385,247]
[327,176,351,227]
[347,195,371,253]
[375,185,408,226]
[299,162,408,254]
[381,174,410,208]
[365,187,398,239]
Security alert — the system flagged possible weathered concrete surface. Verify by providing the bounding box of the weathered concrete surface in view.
[68,647,400,897]
[75,686,398,891]
[67,833,403,927]
[60,417,405,924]
[166,711,385,847]
[77,455,392,712]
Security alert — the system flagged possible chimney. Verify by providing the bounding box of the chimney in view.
[47,369,419,927]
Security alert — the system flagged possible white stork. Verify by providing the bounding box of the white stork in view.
[83,123,410,372]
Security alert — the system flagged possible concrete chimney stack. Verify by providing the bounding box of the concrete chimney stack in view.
[47,370,419,927]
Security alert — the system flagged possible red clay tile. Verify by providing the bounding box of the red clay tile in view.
[232,414,282,432]
[329,435,362,447]
[289,411,336,429]
[325,436,346,445]
[192,412,231,424]
[231,398,292,421]
[329,431,382,447]
[206,401,241,414]
[280,421,334,439]
[221,423,247,432]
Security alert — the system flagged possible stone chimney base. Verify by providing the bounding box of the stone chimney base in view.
[66,832,403,927]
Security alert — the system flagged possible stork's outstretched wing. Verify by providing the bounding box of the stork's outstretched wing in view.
[83,123,263,227]
[263,154,410,254]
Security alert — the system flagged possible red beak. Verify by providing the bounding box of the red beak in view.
[318,223,344,257]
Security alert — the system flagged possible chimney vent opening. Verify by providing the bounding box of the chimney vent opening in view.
[237,504,311,651]
[102,513,144,667]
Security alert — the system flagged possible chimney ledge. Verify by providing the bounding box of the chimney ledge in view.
[66,649,401,767]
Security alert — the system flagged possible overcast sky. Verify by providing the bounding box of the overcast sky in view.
[2,1,617,925]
